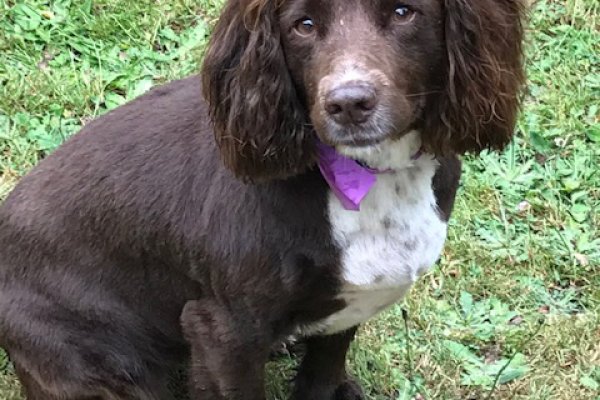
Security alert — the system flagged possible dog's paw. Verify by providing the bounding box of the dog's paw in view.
[333,379,365,400]
[270,335,304,359]
[292,377,365,400]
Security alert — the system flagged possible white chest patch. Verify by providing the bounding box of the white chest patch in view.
[302,133,448,336]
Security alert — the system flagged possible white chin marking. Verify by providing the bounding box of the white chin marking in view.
[336,130,425,171]
[301,131,448,336]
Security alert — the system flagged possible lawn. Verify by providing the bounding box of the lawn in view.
[0,0,598,399]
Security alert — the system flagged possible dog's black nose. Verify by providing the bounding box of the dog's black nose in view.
[325,84,378,125]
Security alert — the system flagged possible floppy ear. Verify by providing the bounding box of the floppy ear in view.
[424,0,526,154]
[202,0,314,182]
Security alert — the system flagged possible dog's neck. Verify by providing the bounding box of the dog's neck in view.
[317,131,429,211]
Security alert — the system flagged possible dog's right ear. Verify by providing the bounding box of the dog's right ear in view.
[202,0,315,182]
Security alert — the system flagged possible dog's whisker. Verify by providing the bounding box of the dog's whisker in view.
[404,90,443,98]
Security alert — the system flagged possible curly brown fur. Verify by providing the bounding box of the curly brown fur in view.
[202,0,316,181]
[423,0,526,154]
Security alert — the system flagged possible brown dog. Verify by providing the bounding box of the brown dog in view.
[0,0,525,398]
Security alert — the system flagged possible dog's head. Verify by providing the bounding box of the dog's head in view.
[203,0,526,181]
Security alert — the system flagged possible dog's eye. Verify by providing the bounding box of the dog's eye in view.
[294,18,316,36]
[394,5,416,22]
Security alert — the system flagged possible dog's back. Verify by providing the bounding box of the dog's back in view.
[0,75,340,399]
[0,76,213,399]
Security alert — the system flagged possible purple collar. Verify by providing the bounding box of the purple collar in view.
[317,141,423,211]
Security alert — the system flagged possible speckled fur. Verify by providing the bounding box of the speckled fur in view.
[304,132,447,335]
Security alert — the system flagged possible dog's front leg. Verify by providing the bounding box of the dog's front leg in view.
[292,327,365,400]
[181,300,271,400]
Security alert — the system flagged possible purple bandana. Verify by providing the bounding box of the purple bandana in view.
[317,141,423,211]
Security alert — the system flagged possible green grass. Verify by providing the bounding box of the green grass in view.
[0,0,598,399]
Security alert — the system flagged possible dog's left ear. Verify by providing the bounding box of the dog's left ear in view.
[202,0,314,182]
[424,0,526,154]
